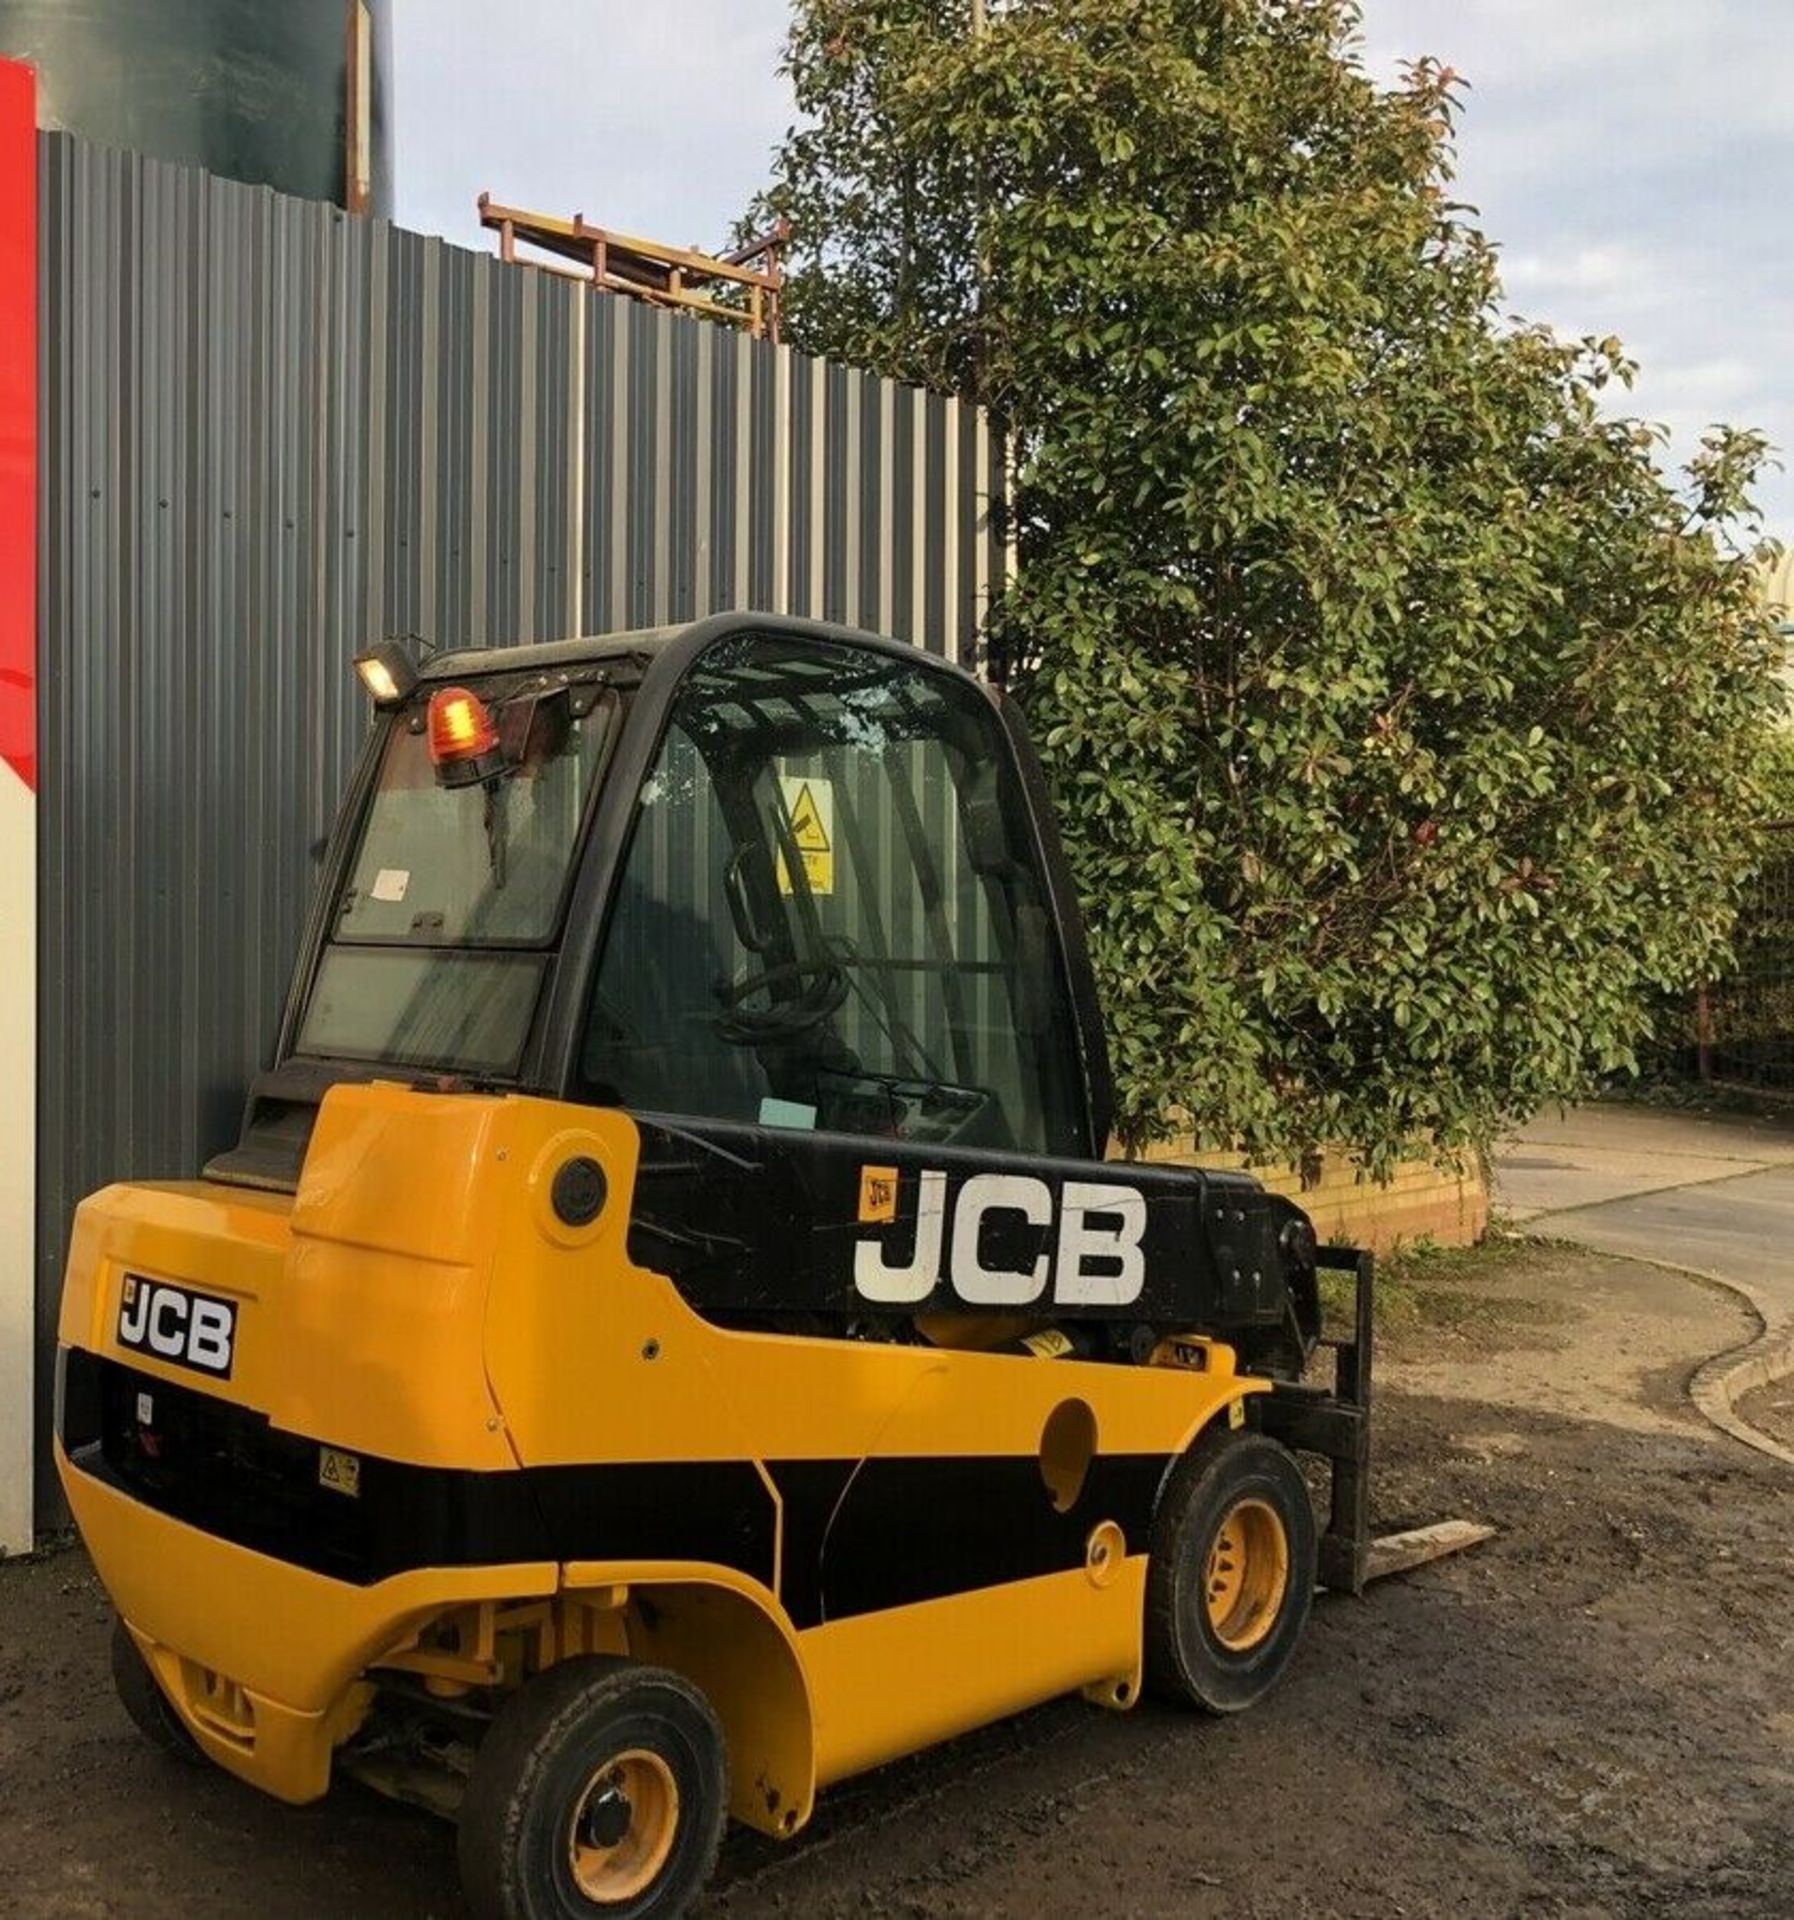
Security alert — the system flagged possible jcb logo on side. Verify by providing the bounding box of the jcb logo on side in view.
[858,1165,899,1224]
[853,1170,1148,1309]
[116,1275,237,1379]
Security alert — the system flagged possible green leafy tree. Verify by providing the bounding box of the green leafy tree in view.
[753,0,1785,1167]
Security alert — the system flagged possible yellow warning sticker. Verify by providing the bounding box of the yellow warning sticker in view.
[1022,1328,1075,1360]
[1227,1397,1246,1430]
[319,1446,362,1498]
[777,773,834,895]
[858,1164,899,1224]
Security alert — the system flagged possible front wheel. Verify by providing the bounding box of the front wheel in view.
[458,1655,727,1920]
[1144,1426,1317,1713]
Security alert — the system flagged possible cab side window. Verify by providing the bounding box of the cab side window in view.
[579,636,1083,1158]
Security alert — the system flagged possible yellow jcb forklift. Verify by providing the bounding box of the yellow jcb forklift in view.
[56,614,1372,1919]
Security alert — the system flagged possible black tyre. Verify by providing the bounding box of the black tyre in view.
[458,1656,727,1920]
[109,1617,202,1763]
[1144,1425,1317,1714]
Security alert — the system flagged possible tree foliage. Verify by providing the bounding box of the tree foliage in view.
[752,0,1785,1167]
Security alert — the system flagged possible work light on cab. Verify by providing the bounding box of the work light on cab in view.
[427,685,505,787]
[352,638,418,708]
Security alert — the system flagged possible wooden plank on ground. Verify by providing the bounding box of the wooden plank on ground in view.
[1364,1519,1496,1583]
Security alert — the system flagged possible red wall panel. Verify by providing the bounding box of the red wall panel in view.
[0,58,35,792]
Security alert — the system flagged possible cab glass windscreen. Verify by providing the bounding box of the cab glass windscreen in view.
[337,687,610,946]
[294,682,610,1078]
[296,950,546,1076]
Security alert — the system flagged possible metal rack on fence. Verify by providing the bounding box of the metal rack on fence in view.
[477,194,789,341]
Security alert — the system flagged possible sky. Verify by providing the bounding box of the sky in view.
[392,0,1794,530]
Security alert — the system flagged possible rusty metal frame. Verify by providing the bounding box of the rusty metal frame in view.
[477,194,789,342]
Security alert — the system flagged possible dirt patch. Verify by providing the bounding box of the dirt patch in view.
[1375,1237,1750,1436]
[4,1246,1790,1919]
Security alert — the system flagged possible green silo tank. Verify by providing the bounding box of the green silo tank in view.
[0,0,392,213]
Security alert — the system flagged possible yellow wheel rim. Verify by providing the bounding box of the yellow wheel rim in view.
[1203,1497,1290,1653]
[567,1748,680,1905]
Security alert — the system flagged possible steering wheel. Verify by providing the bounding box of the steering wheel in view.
[713,956,850,1043]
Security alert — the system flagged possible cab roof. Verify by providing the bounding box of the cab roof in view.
[413,612,980,690]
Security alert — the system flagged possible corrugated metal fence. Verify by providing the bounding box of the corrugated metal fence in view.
[33,130,1006,1516]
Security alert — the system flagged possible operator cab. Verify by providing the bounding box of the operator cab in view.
[219,616,1109,1176]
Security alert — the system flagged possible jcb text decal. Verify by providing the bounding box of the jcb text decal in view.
[853,1170,1147,1309]
[116,1275,237,1378]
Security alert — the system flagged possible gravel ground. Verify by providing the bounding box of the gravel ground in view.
[4,1244,1790,1919]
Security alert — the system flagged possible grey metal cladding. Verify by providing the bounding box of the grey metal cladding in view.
[31,128,1010,1518]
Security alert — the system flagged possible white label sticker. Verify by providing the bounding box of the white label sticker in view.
[371,867,410,903]
[136,1391,153,1425]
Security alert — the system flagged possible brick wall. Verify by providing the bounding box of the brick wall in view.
[1126,1139,1489,1255]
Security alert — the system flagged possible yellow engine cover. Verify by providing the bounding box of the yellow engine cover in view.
[57,1083,1266,1823]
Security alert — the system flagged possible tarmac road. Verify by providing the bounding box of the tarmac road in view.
[3,1243,1790,1918]
[1497,1102,1794,1455]
[1495,1101,1794,1318]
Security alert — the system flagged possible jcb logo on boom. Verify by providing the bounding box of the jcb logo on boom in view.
[853,1170,1147,1309]
[117,1275,237,1378]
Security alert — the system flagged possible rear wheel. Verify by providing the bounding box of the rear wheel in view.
[109,1618,202,1763]
[458,1656,727,1920]
[1145,1426,1316,1713]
